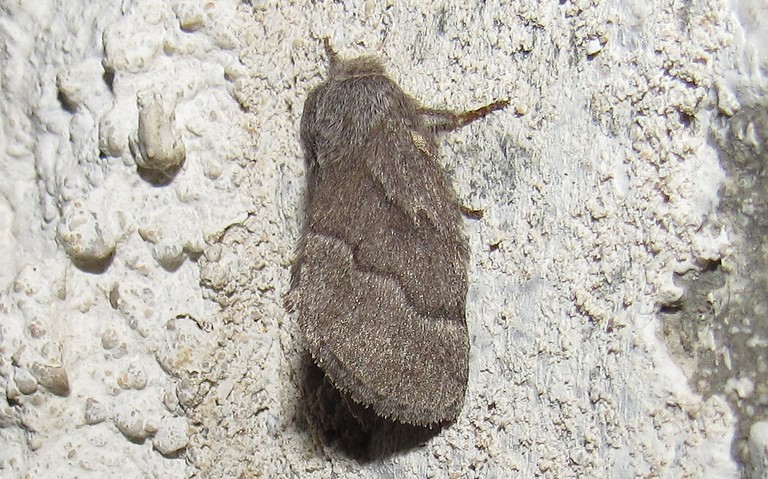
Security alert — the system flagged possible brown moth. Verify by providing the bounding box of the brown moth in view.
[288,39,506,426]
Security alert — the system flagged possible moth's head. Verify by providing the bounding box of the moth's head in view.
[328,56,387,81]
[323,39,386,81]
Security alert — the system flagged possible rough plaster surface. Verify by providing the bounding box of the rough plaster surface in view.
[1,0,766,478]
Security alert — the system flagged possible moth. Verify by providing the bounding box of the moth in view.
[288,39,506,426]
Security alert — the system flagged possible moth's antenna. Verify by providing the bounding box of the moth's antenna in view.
[322,37,339,72]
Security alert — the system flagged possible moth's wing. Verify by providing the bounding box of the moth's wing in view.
[290,87,323,303]
[295,120,470,425]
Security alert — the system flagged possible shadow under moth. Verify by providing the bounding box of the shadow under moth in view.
[287,39,507,426]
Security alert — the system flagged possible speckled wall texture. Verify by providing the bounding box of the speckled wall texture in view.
[0,1,766,478]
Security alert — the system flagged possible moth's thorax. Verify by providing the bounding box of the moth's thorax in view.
[308,72,417,165]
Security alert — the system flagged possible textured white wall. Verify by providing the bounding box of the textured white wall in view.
[0,0,765,478]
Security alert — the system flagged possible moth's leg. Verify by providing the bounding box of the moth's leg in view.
[418,100,509,132]
[460,205,484,220]
[416,100,506,218]
[411,134,484,218]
